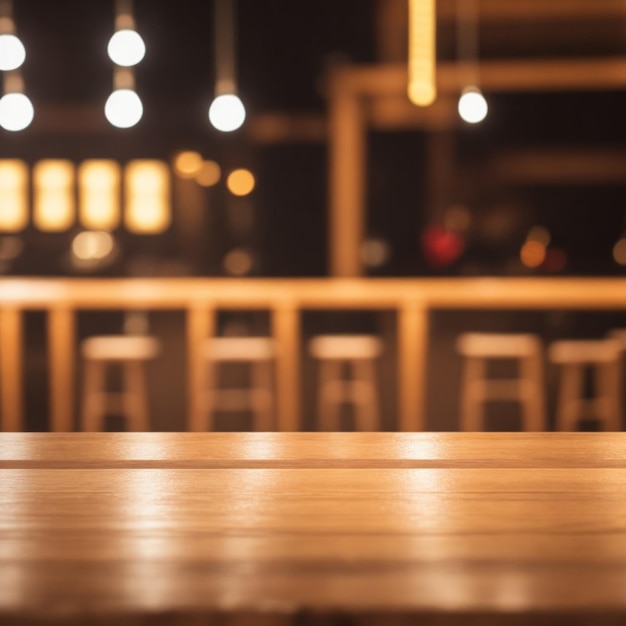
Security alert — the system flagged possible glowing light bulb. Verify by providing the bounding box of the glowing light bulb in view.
[104,89,143,128]
[0,93,34,131]
[458,87,488,124]
[107,29,145,67]
[208,94,245,132]
[0,34,25,71]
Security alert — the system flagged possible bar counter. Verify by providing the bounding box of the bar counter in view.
[2,432,626,625]
[3,276,626,434]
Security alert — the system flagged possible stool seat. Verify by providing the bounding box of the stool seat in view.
[548,338,622,431]
[309,335,383,360]
[548,339,621,364]
[309,334,382,431]
[456,332,545,431]
[80,334,159,432]
[82,336,160,361]
[457,333,541,359]
[203,337,276,361]
[199,336,276,431]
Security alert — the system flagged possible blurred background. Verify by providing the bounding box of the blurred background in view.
[4,0,626,432]
[4,0,626,278]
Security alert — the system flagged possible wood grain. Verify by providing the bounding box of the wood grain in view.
[2,433,626,625]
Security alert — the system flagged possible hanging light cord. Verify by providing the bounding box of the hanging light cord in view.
[456,0,479,87]
[215,0,237,95]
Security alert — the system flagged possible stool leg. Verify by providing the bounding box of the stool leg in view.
[318,360,342,431]
[122,361,150,432]
[202,360,218,432]
[596,360,622,431]
[460,357,485,431]
[352,359,379,431]
[521,350,546,431]
[82,360,107,432]
[556,364,582,431]
[251,360,274,431]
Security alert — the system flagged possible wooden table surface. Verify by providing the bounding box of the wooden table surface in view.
[3,432,626,625]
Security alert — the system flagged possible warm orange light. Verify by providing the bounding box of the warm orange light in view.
[226,168,255,196]
[78,160,121,230]
[33,160,75,232]
[0,160,28,232]
[613,238,626,266]
[407,0,436,107]
[196,160,221,187]
[223,248,253,275]
[125,160,171,234]
[174,151,203,179]
[520,240,546,268]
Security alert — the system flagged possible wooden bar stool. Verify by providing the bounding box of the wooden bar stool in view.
[456,333,545,431]
[309,334,383,431]
[200,337,276,431]
[81,335,160,432]
[548,339,622,431]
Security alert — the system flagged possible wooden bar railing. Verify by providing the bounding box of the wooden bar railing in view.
[2,277,626,432]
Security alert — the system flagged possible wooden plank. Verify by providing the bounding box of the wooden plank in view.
[3,434,626,622]
[0,307,22,431]
[2,432,626,468]
[3,277,626,310]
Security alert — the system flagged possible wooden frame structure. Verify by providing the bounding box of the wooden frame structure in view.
[3,277,626,434]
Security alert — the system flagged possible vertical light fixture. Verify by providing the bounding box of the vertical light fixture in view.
[0,0,33,132]
[457,0,487,123]
[124,160,171,234]
[0,160,27,231]
[105,0,144,129]
[208,0,245,132]
[33,160,75,232]
[78,160,121,230]
[407,0,436,107]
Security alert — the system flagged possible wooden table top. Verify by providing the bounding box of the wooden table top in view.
[3,432,626,626]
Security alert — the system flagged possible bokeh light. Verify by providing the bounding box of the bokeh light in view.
[0,34,25,71]
[226,169,255,196]
[104,89,143,128]
[520,240,546,268]
[613,238,626,266]
[0,92,33,131]
[72,230,115,261]
[361,238,391,268]
[223,248,253,276]
[107,29,145,67]
[458,87,488,124]
[196,160,221,187]
[527,226,551,247]
[208,94,246,132]
[174,151,203,179]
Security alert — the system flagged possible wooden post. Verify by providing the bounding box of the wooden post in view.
[48,307,75,432]
[397,300,429,431]
[328,73,366,277]
[272,301,300,431]
[0,307,23,431]
[186,302,215,432]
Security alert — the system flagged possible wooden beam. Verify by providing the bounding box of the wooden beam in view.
[246,113,326,144]
[48,307,75,432]
[438,0,626,22]
[334,58,626,97]
[489,149,626,184]
[328,80,366,277]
